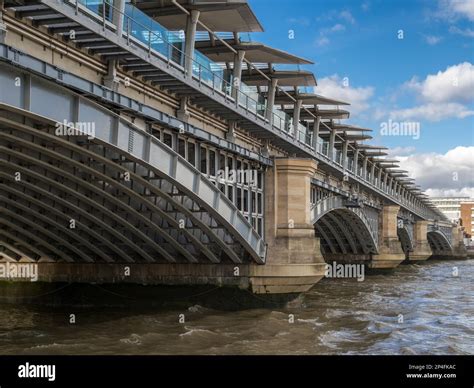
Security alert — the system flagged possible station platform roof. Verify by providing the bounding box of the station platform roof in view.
[344,134,373,141]
[135,0,264,32]
[194,40,313,64]
[363,151,389,157]
[330,123,372,132]
[273,92,349,106]
[356,145,389,150]
[291,109,350,120]
[241,70,316,87]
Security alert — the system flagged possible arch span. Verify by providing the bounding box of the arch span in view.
[0,65,266,265]
[397,225,414,257]
[427,230,453,256]
[311,196,379,256]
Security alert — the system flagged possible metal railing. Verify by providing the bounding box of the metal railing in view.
[69,0,312,148]
[63,0,439,220]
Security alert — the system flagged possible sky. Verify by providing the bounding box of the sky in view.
[247,0,474,197]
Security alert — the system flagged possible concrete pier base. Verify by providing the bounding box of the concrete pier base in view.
[409,220,432,262]
[0,280,301,310]
[255,158,326,294]
[0,258,325,298]
[249,263,325,294]
[408,252,432,262]
[1,262,250,287]
[370,252,406,269]
[322,253,371,265]
[450,226,468,259]
[371,205,405,269]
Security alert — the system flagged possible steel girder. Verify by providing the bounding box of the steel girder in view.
[397,225,414,254]
[0,67,266,264]
[427,230,453,255]
[2,3,440,221]
[311,195,379,255]
[4,0,313,159]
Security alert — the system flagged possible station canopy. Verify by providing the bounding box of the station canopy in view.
[241,69,316,87]
[194,40,313,64]
[357,145,389,150]
[328,123,372,132]
[319,124,371,136]
[392,175,410,179]
[294,108,350,120]
[272,92,349,106]
[344,134,373,141]
[387,169,409,176]
[373,158,400,164]
[317,132,373,143]
[362,150,389,157]
[134,0,264,32]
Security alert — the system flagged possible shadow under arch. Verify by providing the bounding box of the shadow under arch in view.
[397,225,414,258]
[311,196,379,260]
[427,230,453,256]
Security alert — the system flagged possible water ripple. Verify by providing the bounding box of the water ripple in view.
[0,259,472,355]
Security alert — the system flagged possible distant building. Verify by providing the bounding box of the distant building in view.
[431,197,474,243]
[431,197,470,224]
[460,201,474,238]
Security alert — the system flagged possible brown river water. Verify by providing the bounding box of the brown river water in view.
[0,259,472,355]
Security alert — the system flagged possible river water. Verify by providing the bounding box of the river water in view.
[0,259,472,355]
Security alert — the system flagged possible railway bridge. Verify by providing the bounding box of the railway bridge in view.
[0,0,467,296]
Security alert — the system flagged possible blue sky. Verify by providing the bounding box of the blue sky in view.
[247,0,474,156]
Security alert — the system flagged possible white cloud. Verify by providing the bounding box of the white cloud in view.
[330,23,346,32]
[389,102,474,121]
[287,17,311,27]
[437,0,474,21]
[397,146,474,194]
[339,10,356,24]
[406,62,474,103]
[315,36,330,47]
[449,25,474,37]
[388,63,474,121]
[315,23,347,47]
[316,8,357,24]
[315,75,375,116]
[424,35,443,45]
[426,187,474,197]
[451,0,474,20]
[386,146,417,156]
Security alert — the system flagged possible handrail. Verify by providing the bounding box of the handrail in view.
[72,0,312,147]
[62,1,439,221]
[170,0,318,122]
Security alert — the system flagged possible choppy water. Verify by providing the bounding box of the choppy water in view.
[0,259,472,355]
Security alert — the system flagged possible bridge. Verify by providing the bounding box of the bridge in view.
[0,0,467,296]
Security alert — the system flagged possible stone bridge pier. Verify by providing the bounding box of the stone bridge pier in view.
[402,220,468,261]
[372,205,405,268]
[409,220,433,262]
[250,158,326,294]
[427,224,468,260]
[450,226,468,259]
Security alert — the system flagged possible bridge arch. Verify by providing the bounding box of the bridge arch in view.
[311,196,379,256]
[0,66,266,265]
[397,223,414,257]
[427,230,453,256]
